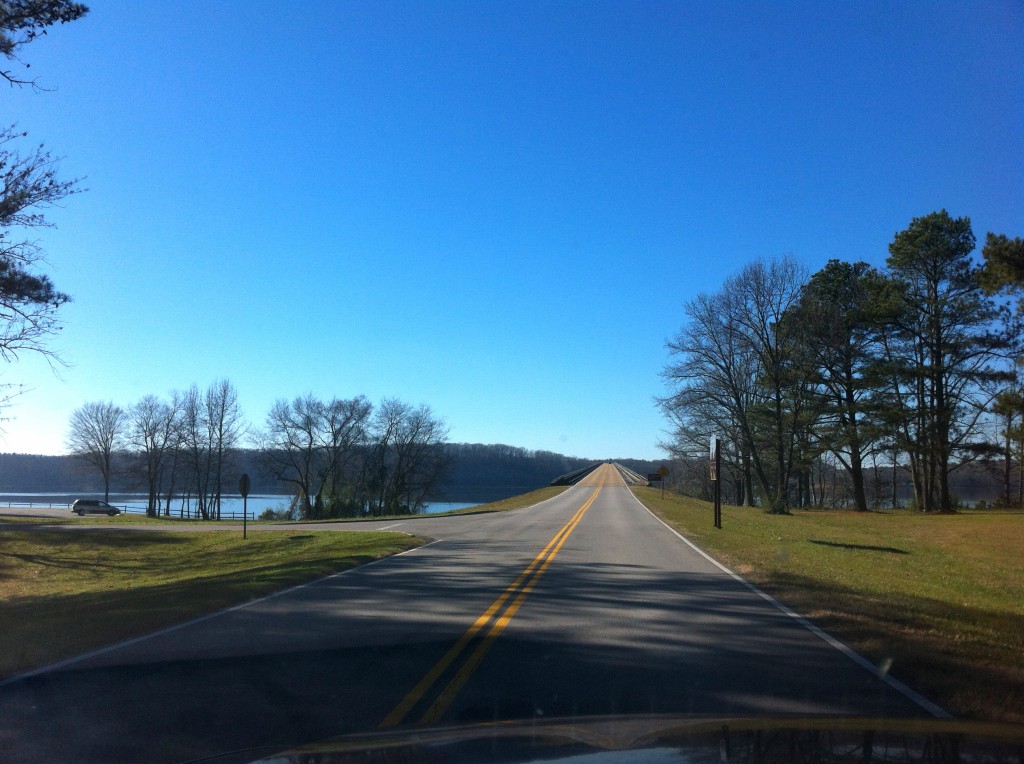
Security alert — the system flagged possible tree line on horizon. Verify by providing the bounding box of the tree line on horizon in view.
[0,444,619,511]
[60,389,628,520]
[65,383,450,520]
[660,210,1024,514]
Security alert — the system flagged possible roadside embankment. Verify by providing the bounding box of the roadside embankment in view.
[631,486,1024,723]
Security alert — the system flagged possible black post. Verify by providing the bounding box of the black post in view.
[712,437,722,529]
[714,469,721,528]
[239,473,251,541]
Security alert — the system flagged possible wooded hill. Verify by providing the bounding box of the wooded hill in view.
[0,445,662,502]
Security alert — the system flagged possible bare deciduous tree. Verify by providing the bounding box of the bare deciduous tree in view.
[322,395,372,511]
[662,257,814,512]
[66,400,126,502]
[257,395,325,518]
[206,379,244,519]
[127,393,182,517]
[661,290,760,506]
[180,380,245,519]
[365,398,449,516]
[256,394,374,519]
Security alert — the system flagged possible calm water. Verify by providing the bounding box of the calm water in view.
[0,493,479,517]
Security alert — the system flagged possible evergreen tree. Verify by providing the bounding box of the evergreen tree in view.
[787,260,897,511]
[885,210,1010,512]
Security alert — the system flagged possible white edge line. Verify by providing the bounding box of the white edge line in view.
[0,539,440,689]
[625,489,952,720]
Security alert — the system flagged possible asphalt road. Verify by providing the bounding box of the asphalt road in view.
[0,465,938,762]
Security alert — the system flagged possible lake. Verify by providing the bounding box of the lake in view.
[0,493,480,518]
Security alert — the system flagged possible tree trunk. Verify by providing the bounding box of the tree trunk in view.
[850,448,868,511]
[891,450,899,508]
[743,446,755,506]
[1003,416,1012,506]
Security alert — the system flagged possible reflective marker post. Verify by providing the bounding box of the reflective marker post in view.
[239,473,250,540]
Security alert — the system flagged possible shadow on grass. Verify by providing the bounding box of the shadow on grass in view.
[0,531,192,579]
[0,512,75,522]
[632,488,1024,721]
[2,529,188,545]
[0,528,417,597]
[0,536,419,679]
[809,539,910,555]
[753,568,1024,723]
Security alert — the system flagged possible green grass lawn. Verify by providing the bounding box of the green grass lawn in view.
[631,486,1024,723]
[0,529,422,678]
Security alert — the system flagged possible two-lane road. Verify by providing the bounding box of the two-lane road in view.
[0,464,935,762]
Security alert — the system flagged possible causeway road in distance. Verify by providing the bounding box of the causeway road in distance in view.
[0,464,937,762]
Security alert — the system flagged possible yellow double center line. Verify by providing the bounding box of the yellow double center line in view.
[379,485,602,728]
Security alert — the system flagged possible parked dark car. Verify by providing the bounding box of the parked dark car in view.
[71,499,120,517]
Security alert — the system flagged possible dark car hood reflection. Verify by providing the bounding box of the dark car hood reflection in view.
[240,715,1024,764]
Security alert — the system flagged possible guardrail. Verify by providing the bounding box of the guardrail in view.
[117,505,258,520]
[612,464,649,485]
[549,463,652,487]
[550,464,601,486]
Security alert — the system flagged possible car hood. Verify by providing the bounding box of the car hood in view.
[239,714,1024,764]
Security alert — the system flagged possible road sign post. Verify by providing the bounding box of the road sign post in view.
[648,466,669,497]
[710,437,722,529]
[239,473,250,540]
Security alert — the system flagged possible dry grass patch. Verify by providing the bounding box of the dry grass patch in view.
[631,487,1024,723]
[449,486,568,514]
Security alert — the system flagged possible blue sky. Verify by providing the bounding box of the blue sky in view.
[1,0,1021,461]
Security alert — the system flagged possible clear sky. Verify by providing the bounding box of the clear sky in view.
[1,0,1021,461]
